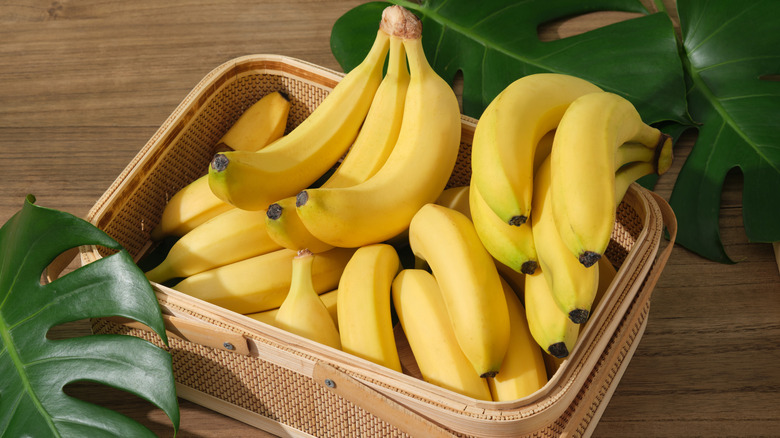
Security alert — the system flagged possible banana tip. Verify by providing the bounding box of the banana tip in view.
[548,342,569,359]
[267,203,283,220]
[521,260,537,275]
[578,251,601,268]
[569,309,590,324]
[480,370,499,379]
[508,215,527,227]
[295,190,309,207]
[211,153,229,172]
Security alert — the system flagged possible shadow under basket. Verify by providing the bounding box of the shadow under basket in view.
[83,54,677,438]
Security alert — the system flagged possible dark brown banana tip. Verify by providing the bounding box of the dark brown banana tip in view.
[277,90,290,101]
[480,370,499,379]
[578,251,601,268]
[295,190,309,207]
[569,309,590,324]
[266,203,283,220]
[211,153,229,172]
[548,342,569,359]
[521,260,538,275]
[508,215,527,226]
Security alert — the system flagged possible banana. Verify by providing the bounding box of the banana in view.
[265,196,334,253]
[150,92,291,240]
[532,157,599,324]
[206,28,392,211]
[274,249,342,349]
[172,246,355,314]
[294,7,462,247]
[144,208,282,283]
[487,278,548,401]
[245,289,338,327]
[524,268,580,359]
[337,244,402,372]
[615,160,656,205]
[434,185,470,215]
[218,90,291,152]
[407,203,510,378]
[470,74,603,226]
[550,91,673,267]
[391,269,493,401]
[469,178,538,275]
[264,34,410,252]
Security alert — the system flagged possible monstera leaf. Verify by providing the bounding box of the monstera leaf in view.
[331,0,780,263]
[331,0,688,124]
[0,196,179,437]
[670,0,780,263]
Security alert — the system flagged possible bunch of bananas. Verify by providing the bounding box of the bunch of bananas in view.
[142,4,672,403]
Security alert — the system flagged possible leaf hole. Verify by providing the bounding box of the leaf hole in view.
[41,247,81,285]
[537,10,645,42]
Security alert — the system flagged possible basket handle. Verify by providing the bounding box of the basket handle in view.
[313,361,455,438]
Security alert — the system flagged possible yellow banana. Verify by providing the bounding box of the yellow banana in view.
[207,28,391,210]
[150,92,291,240]
[524,268,580,359]
[264,34,409,252]
[469,178,538,275]
[470,74,603,226]
[434,185,470,216]
[264,197,334,253]
[218,90,291,152]
[550,91,672,267]
[532,157,599,324]
[487,278,548,401]
[274,250,342,349]
[172,246,355,314]
[407,203,510,378]
[615,160,656,206]
[336,244,402,372]
[392,269,493,401]
[144,208,282,283]
[295,8,462,247]
[245,289,338,327]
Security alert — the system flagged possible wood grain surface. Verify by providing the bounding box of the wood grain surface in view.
[1,1,778,437]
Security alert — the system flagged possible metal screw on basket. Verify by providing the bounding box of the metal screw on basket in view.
[324,379,336,388]
[223,342,235,351]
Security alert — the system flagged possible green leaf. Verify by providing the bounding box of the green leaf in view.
[670,0,780,263]
[0,195,180,437]
[331,0,688,124]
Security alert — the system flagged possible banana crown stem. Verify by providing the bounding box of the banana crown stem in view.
[380,5,422,39]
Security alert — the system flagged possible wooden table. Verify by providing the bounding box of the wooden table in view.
[2,1,778,437]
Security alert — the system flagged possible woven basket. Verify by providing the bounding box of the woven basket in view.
[83,54,677,438]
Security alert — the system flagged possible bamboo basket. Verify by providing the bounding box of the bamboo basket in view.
[82,54,677,438]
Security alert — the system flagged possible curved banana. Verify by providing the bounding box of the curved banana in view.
[487,278,548,401]
[469,178,538,275]
[264,34,410,252]
[275,249,342,349]
[150,92,291,240]
[434,185,470,217]
[265,196,334,253]
[392,269,492,401]
[337,244,402,372]
[470,74,603,226]
[218,90,291,152]
[550,91,672,267]
[295,8,462,247]
[615,160,656,205]
[407,203,510,378]
[524,268,580,359]
[245,289,338,327]
[207,28,391,210]
[532,157,599,323]
[145,208,282,283]
[172,246,355,314]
